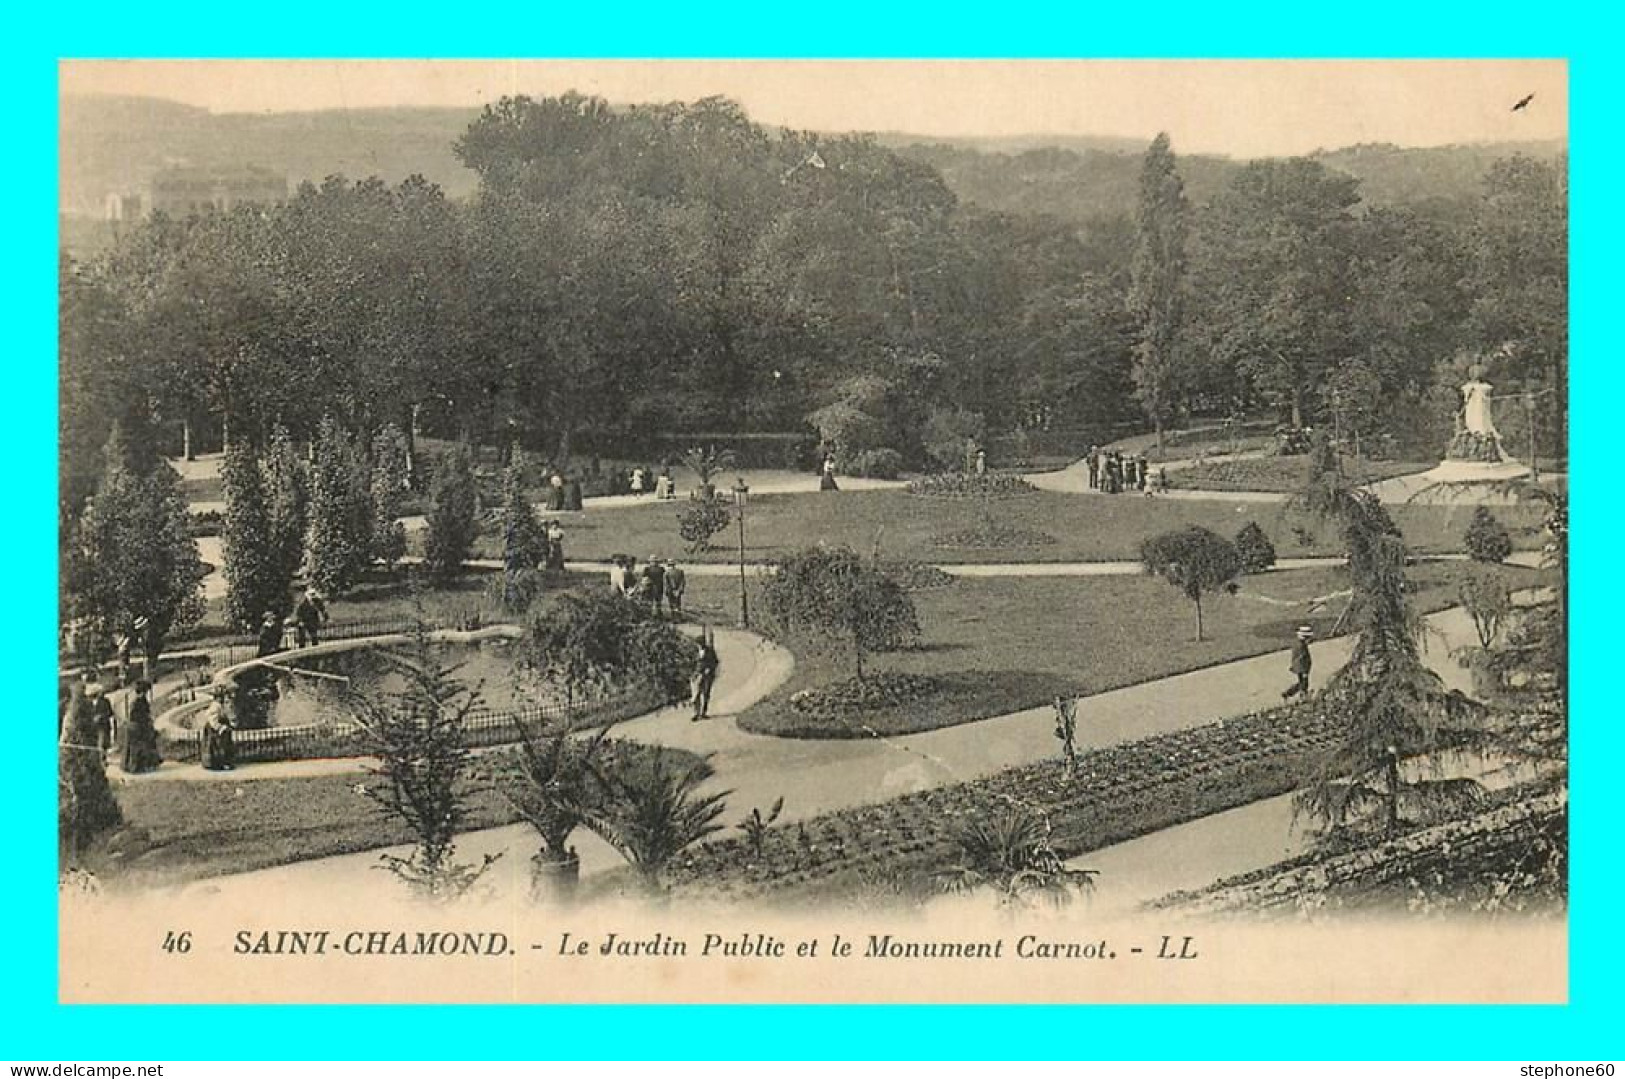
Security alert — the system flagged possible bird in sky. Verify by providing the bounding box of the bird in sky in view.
[1512,93,1536,112]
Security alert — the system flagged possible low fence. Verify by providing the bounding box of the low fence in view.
[160,683,670,766]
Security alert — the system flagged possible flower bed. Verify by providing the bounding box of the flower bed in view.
[786,673,940,726]
[1160,786,1566,916]
[1167,456,1432,494]
[932,524,1057,550]
[667,701,1347,902]
[877,560,956,591]
[906,472,1038,499]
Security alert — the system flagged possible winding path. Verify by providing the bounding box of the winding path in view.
[164,594,1499,905]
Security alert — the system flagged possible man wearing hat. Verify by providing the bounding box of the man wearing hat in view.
[1282,625,1314,699]
[663,558,686,618]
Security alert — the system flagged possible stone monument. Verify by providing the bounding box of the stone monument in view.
[1418,367,1531,484]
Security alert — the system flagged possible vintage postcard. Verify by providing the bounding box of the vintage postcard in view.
[56,59,1568,1004]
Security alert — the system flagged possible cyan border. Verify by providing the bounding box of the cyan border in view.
[10,3,1614,1059]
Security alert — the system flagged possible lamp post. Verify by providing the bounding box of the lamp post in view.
[1525,391,1540,482]
[732,478,750,628]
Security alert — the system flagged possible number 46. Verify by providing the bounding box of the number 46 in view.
[161,931,192,954]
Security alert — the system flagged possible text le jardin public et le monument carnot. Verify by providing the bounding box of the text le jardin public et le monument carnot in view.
[220,926,1203,963]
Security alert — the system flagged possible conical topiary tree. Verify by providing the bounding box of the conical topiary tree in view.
[306,416,376,595]
[1464,506,1513,564]
[1235,520,1277,575]
[221,441,288,630]
[262,425,308,598]
[425,442,478,582]
[370,422,410,569]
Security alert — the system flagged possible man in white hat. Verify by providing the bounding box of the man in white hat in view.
[1282,625,1314,699]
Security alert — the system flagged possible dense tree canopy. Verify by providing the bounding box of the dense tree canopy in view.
[60,95,1568,520]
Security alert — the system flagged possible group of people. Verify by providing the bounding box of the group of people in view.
[59,671,163,775]
[624,464,679,500]
[542,472,586,512]
[608,554,687,616]
[1086,446,1160,495]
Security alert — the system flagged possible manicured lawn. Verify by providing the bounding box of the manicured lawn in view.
[108,771,512,886]
[683,561,1535,739]
[105,741,703,886]
[1168,455,1434,494]
[179,474,224,504]
[1106,421,1278,462]
[458,488,1544,568]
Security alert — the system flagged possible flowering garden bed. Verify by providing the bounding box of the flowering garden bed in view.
[668,701,1352,902]
[906,472,1038,499]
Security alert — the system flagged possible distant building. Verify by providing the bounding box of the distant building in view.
[105,165,288,221]
[150,164,287,215]
[103,192,145,222]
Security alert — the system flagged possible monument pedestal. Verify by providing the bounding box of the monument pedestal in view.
[1415,458,1531,486]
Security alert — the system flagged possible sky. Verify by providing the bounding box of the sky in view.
[59,59,1567,158]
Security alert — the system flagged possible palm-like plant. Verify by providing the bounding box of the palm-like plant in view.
[577,752,731,893]
[936,805,1096,910]
[478,723,611,900]
[680,445,739,491]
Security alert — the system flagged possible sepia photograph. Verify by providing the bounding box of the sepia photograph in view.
[54,58,1569,1005]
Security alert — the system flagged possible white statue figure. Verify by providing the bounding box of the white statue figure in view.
[1461,379,1500,439]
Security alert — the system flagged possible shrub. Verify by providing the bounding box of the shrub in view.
[1235,521,1278,574]
[1456,568,1514,648]
[486,567,550,616]
[523,588,699,707]
[763,547,921,680]
[58,690,123,861]
[877,560,956,591]
[677,497,732,554]
[845,447,905,479]
[188,510,224,538]
[1464,507,1513,564]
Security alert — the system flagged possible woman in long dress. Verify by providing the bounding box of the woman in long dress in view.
[199,688,236,771]
[120,680,162,774]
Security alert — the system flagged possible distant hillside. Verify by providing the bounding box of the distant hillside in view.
[893,137,1566,225]
[60,95,482,216]
[894,142,1242,223]
[60,94,1567,237]
[1308,140,1567,208]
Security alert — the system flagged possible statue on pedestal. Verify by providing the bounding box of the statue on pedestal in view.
[1446,368,1508,464]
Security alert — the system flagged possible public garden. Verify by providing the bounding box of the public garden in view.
[58,92,1567,918]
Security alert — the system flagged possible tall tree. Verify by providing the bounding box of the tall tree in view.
[261,425,308,598]
[220,441,287,631]
[1294,437,1480,834]
[1127,133,1190,452]
[424,442,478,582]
[71,429,207,672]
[370,422,411,569]
[1186,159,1362,429]
[305,417,376,596]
